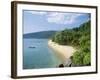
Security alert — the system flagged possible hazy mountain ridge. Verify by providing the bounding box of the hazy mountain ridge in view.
[23,31,57,39]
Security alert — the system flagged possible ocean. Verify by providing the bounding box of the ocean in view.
[23,39,63,69]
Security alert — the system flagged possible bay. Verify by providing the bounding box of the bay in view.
[23,39,63,69]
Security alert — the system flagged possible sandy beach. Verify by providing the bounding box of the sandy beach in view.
[48,40,76,62]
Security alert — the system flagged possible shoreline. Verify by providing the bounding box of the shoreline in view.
[48,40,76,62]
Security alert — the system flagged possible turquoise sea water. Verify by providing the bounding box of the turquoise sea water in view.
[23,39,63,69]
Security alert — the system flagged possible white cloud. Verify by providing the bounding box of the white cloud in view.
[27,11,88,25]
[47,12,83,24]
[28,11,47,15]
[47,12,65,24]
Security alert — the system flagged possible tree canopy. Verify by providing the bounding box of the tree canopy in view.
[51,21,91,66]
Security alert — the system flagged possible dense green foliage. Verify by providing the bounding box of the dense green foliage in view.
[51,21,91,66]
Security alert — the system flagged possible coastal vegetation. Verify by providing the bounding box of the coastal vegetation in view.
[51,20,91,66]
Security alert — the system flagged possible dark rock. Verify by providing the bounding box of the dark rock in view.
[59,64,64,67]
[64,58,72,67]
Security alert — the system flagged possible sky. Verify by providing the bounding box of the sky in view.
[23,10,90,34]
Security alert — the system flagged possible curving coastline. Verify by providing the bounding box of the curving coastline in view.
[48,40,76,62]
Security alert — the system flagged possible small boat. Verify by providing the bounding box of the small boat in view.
[28,46,36,48]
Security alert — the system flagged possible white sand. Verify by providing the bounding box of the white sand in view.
[48,40,76,61]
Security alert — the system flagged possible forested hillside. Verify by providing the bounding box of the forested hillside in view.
[51,21,91,66]
[23,31,56,39]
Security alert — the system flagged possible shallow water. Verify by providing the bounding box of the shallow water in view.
[23,39,63,69]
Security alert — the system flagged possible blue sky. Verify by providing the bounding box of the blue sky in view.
[23,10,90,34]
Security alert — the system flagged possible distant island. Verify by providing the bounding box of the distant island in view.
[23,31,57,39]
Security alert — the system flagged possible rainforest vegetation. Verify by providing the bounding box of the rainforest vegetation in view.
[51,20,91,66]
